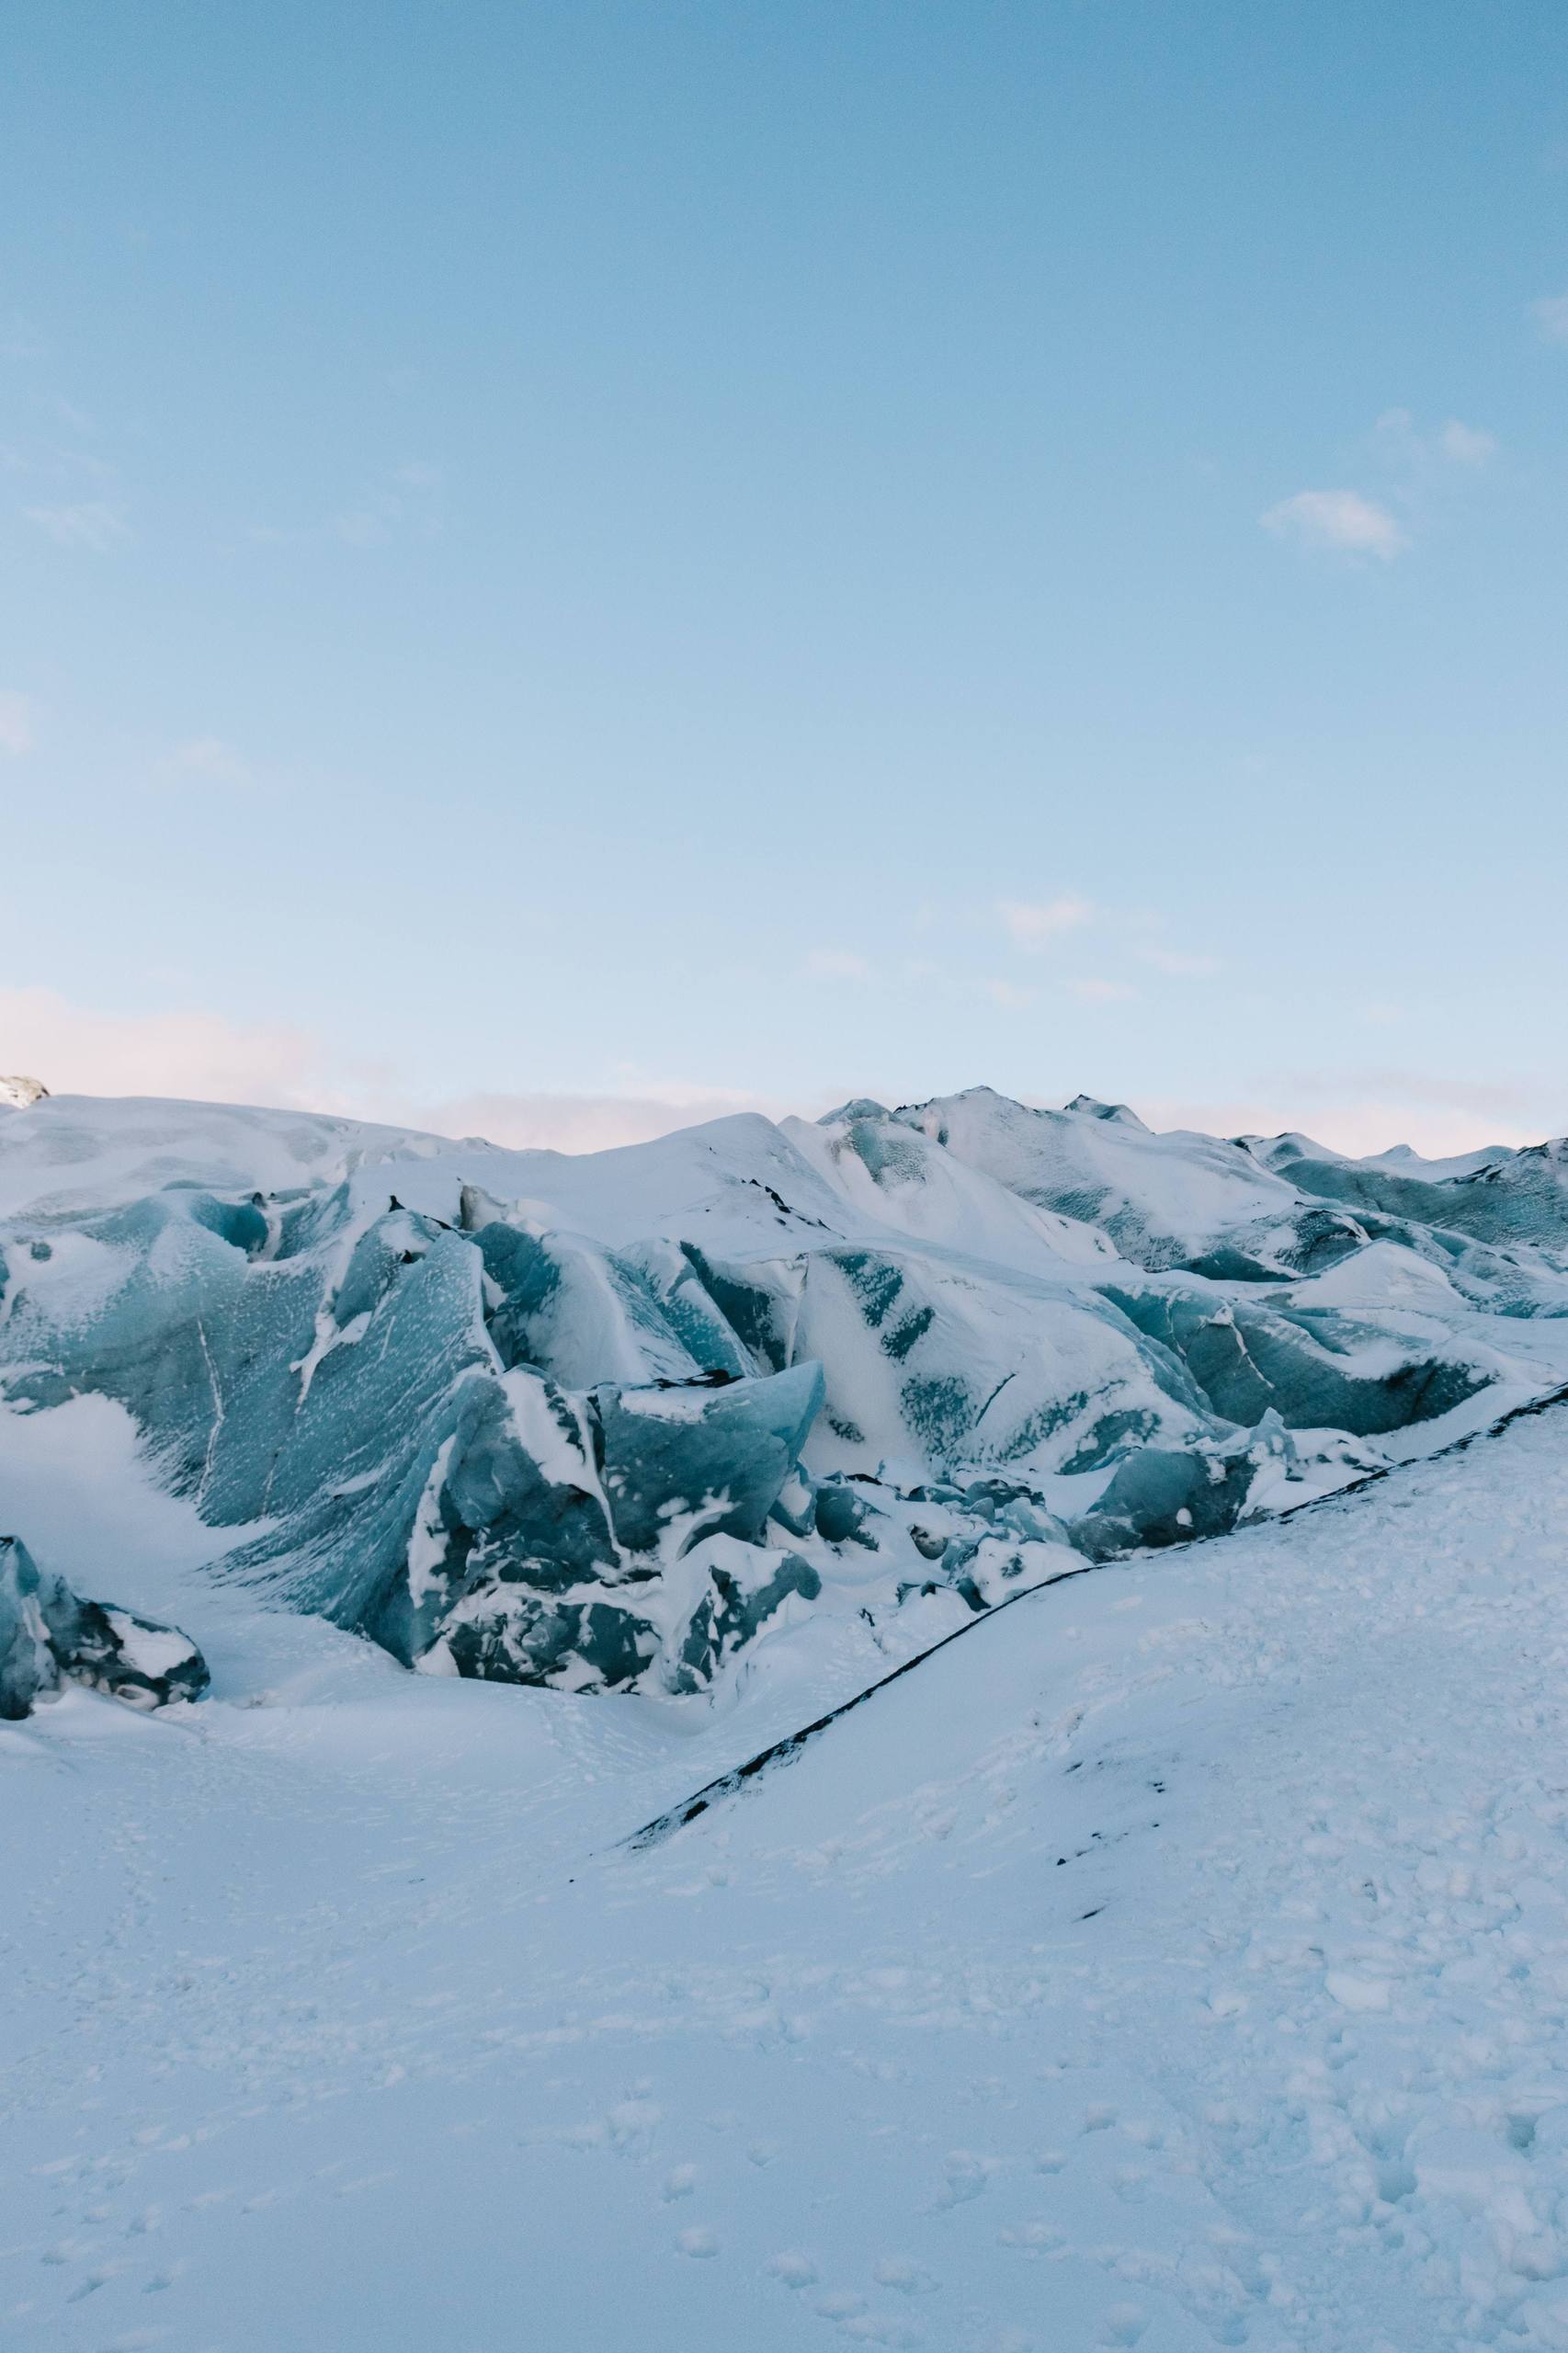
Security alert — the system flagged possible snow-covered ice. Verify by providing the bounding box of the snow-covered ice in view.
[6,1086,1568,1703]
[0,1532,207,1720]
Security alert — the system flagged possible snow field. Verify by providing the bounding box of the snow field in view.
[6,1396,1568,2347]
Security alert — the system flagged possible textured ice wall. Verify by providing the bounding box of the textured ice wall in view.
[2,1086,1563,1697]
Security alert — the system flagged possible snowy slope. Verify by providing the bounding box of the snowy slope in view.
[6,1386,1568,2349]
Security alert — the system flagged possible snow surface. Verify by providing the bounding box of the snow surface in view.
[7,1377,1568,2348]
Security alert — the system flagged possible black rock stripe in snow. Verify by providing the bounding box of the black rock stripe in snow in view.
[619,1559,1098,1852]
[619,1378,1568,1854]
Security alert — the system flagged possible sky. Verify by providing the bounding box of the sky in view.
[3,0,1567,1157]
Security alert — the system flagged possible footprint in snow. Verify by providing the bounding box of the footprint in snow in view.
[999,2211,1067,2248]
[66,2266,121,2300]
[1098,2303,1149,2346]
[873,2256,939,2293]
[766,2252,818,2289]
[608,2098,660,2152]
[813,2290,867,2318]
[934,2151,999,2207]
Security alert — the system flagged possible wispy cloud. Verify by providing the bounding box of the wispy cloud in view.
[158,736,250,788]
[0,689,36,756]
[1140,1097,1535,1160]
[331,506,399,548]
[983,978,1036,1010]
[1138,944,1220,978]
[1531,290,1568,345]
[25,499,131,551]
[1437,419,1496,466]
[803,949,872,983]
[0,985,830,1154]
[1068,977,1138,1004]
[1375,408,1497,468]
[252,461,446,550]
[1143,1068,1551,1159]
[6,981,1551,1169]
[998,896,1093,949]
[0,986,325,1108]
[1283,1068,1534,1118]
[1260,489,1404,561]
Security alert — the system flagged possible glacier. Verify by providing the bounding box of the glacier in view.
[0,1531,207,1719]
[3,1083,1567,1702]
[10,1089,1568,2350]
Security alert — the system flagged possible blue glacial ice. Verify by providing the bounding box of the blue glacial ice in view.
[0,1531,208,1719]
[2,1084,1566,1697]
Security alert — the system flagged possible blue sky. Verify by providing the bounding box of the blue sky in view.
[4,1,1567,1154]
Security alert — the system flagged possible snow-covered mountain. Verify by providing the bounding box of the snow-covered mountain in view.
[4,1085,1567,1707]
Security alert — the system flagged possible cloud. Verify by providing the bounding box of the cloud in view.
[1067,977,1139,1004]
[51,395,97,438]
[1141,1068,1552,1159]
[1531,290,1568,345]
[1280,1067,1536,1118]
[803,949,872,983]
[0,987,808,1154]
[0,987,325,1107]
[1376,409,1497,468]
[332,506,396,548]
[0,689,35,756]
[253,463,445,551]
[998,896,1093,949]
[1260,490,1404,560]
[983,978,1036,1010]
[5,985,1561,1172]
[24,500,131,551]
[158,736,250,788]
[1138,945,1220,978]
[1437,419,1496,466]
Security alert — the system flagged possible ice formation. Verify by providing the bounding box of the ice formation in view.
[0,1532,208,1719]
[2,1083,1565,1698]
